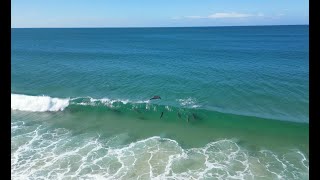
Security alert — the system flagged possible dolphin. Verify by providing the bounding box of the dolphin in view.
[192,113,202,120]
[160,112,164,119]
[111,109,122,114]
[150,96,161,100]
[134,108,142,114]
[177,112,182,119]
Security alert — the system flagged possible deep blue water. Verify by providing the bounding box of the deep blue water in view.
[12,25,309,123]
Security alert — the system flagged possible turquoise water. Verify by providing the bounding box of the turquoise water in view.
[12,26,309,179]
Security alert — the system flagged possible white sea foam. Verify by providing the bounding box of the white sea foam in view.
[88,97,130,108]
[72,97,149,108]
[11,94,70,112]
[136,100,150,104]
[177,97,201,108]
[11,125,309,180]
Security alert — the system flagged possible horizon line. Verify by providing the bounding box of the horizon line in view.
[11,24,309,29]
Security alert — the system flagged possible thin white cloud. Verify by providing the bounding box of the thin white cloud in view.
[175,12,264,20]
[171,16,181,20]
[185,15,203,19]
[208,12,253,19]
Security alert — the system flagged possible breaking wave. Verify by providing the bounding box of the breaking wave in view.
[11,94,70,112]
[11,94,149,112]
[10,93,306,123]
[11,94,199,114]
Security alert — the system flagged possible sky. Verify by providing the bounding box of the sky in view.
[12,0,309,28]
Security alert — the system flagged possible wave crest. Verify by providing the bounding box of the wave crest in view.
[11,94,70,112]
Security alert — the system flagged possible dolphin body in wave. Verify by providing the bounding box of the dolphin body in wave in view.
[160,112,164,119]
[150,96,161,100]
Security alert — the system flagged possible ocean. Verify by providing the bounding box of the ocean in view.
[11,25,309,179]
